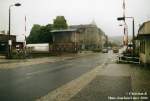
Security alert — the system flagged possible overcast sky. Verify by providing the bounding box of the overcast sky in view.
[0,0,150,41]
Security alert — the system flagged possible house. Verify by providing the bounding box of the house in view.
[51,29,80,53]
[0,34,24,57]
[69,24,107,50]
[0,34,16,55]
[51,23,107,53]
[137,21,150,64]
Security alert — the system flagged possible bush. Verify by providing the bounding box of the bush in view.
[12,52,26,59]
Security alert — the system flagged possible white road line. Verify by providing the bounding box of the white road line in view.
[36,63,105,101]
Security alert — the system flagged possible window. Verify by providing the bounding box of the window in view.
[140,40,145,54]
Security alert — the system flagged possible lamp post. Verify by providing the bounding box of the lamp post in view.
[117,17,135,56]
[126,17,135,56]
[8,3,21,58]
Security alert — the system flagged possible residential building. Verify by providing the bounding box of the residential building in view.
[51,23,107,53]
[69,24,107,50]
[0,34,16,55]
[137,21,150,64]
[51,29,80,53]
[0,34,24,56]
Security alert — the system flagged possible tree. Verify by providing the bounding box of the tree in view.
[27,24,41,43]
[38,24,53,43]
[27,24,53,43]
[53,16,68,29]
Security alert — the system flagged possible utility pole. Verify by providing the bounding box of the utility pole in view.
[24,16,27,55]
[123,0,128,46]
[8,3,21,59]
[8,5,11,58]
[117,0,135,56]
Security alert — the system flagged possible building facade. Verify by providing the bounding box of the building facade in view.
[51,29,80,53]
[51,23,107,53]
[69,24,107,50]
[0,34,24,57]
[0,34,16,55]
[137,21,150,64]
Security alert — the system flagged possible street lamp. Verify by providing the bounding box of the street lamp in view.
[8,3,21,58]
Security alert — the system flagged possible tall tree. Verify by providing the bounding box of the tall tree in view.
[39,24,53,43]
[27,24,41,43]
[53,16,68,29]
[27,24,53,43]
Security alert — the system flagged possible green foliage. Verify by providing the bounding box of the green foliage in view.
[27,24,41,43]
[53,16,68,29]
[12,52,26,59]
[27,16,68,43]
[38,24,53,43]
[27,24,53,43]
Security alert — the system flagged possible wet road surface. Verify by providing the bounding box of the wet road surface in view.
[70,76,132,101]
[0,53,109,101]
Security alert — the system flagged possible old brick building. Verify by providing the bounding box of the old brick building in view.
[137,21,150,64]
[0,34,24,56]
[51,23,107,53]
[0,34,16,54]
[69,24,107,50]
[51,29,80,52]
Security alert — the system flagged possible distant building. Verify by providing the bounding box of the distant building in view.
[137,21,150,64]
[0,34,16,55]
[51,23,107,53]
[69,24,107,50]
[0,34,24,56]
[51,29,80,52]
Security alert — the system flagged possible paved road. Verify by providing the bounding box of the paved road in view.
[0,53,109,101]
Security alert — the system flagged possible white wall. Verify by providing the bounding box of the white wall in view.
[26,43,49,52]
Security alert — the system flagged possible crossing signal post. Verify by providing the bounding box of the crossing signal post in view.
[117,17,135,56]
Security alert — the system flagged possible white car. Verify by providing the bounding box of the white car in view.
[102,48,108,53]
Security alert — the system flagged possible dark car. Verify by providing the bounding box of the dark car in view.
[113,47,119,53]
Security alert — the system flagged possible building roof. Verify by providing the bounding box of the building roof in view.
[138,21,150,31]
[137,21,150,39]
[0,34,16,42]
[138,20,150,35]
[69,24,97,29]
[51,29,77,33]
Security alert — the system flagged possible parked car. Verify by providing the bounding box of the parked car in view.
[113,47,119,53]
[122,44,133,56]
[102,48,108,53]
